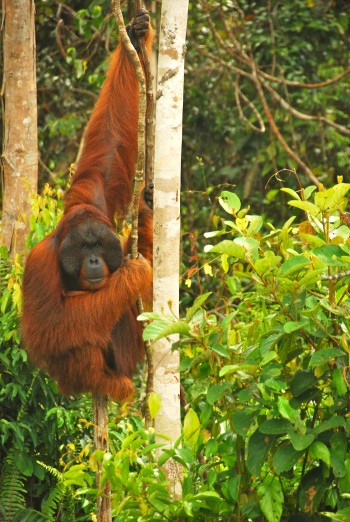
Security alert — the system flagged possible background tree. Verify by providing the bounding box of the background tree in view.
[1,0,38,253]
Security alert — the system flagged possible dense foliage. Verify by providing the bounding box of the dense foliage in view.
[1,181,349,521]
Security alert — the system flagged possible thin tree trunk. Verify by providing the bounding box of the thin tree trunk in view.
[1,0,38,253]
[153,0,189,497]
[93,395,112,522]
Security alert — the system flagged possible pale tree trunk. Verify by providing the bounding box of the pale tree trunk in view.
[153,0,189,497]
[1,0,38,253]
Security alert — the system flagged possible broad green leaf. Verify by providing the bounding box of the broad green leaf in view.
[258,475,283,522]
[309,348,343,367]
[288,430,314,451]
[142,319,190,342]
[332,368,348,396]
[16,452,34,477]
[304,185,318,200]
[288,200,320,216]
[207,383,231,405]
[314,183,350,212]
[260,332,283,356]
[228,476,240,502]
[232,410,253,437]
[260,419,292,435]
[313,244,346,266]
[309,441,331,467]
[313,415,345,435]
[298,267,326,287]
[219,191,241,214]
[186,292,212,322]
[278,397,305,433]
[279,255,310,276]
[235,237,260,262]
[273,443,302,474]
[281,187,301,200]
[283,320,308,333]
[184,409,201,446]
[206,240,245,260]
[255,252,281,275]
[330,448,346,478]
[247,429,275,475]
[290,370,316,397]
[149,392,161,419]
[247,215,263,235]
[192,491,221,500]
[219,364,257,377]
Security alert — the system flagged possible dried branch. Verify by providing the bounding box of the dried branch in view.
[259,65,350,90]
[260,77,350,137]
[113,0,154,429]
[135,4,155,186]
[234,77,265,133]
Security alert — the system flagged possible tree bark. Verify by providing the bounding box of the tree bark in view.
[93,395,112,522]
[1,0,38,253]
[153,0,189,497]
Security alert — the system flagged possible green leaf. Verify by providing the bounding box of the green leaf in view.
[186,292,211,322]
[142,319,190,342]
[207,383,231,405]
[288,430,314,451]
[290,370,316,397]
[149,392,161,419]
[278,397,305,433]
[260,419,291,435]
[192,491,221,500]
[206,240,245,260]
[304,185,318,200]
[313,415,345,435]
[273,443,302,474]
[260,332,283,355]
[16,452,34,477]
[219,191,241,214]
[279,255,310,276]
[288,200,320,216]
[283,320,308,333]
[232,410,253,437]
[313,244,346,266]
[309,347,343,367]
[247,429,275,475]
[309,441,331,467]
[219,364,257,376]
[184,409,201,446]
[332,368,348,396]
[228,476,240,502]
[258,475,283,522]
[281,187,301,200]
[314,183,350,212]
[235,237,260,262]
[330,448,346,478]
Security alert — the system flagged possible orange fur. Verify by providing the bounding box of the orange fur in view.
[21,16,153,402]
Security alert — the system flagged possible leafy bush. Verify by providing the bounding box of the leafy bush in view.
[144,180,350,521]
[0,187,93,520]
[1,181,349,521]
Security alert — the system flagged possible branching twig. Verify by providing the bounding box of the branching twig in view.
[261,77,350,137]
